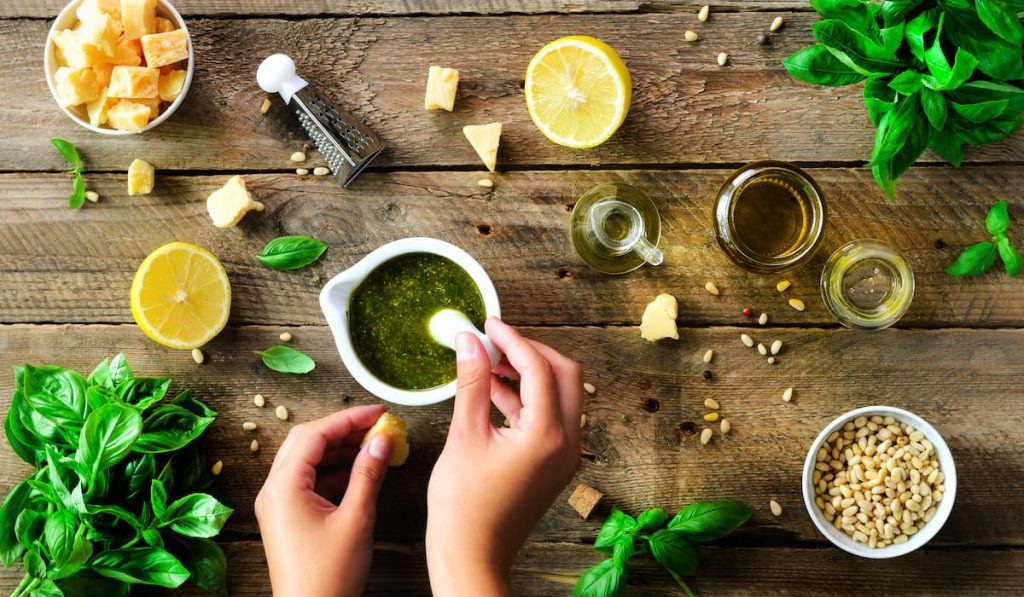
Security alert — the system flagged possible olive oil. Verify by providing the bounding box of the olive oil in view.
[821,240,914,330]
[570,183,663,274]
[731,176,810,259]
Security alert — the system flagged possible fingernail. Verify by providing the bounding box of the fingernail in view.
[456,332,477,361]
[368,435,390,460]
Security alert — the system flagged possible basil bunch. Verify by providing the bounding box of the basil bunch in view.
[783,0,1024,199]
[0,355,232,596]
[947,199,1022,276]
[573,500,751,597]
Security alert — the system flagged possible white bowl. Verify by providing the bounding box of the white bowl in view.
[319,238,501,406]
[802,406,957,558]
[44,0,194,135]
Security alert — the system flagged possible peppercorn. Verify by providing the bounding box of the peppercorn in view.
[758,33,772,46]
[702,370,713,381]
[742,307,753,317]
[934,238,945,250]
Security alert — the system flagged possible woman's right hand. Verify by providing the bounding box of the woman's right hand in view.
[426,318,583,596]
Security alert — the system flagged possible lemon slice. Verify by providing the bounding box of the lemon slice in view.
[525,35,632,149]
[130,242,231,350]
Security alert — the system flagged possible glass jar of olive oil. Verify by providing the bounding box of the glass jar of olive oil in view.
[713,161,826,273]
[820,240,915,330]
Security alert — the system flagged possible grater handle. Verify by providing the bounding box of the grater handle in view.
[257,54,308,104]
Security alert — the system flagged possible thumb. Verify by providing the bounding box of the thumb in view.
[451,332,492,436]
[338,433,392,518]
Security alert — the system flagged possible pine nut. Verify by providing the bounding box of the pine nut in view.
[254,394,265,407]
[296,168,309,175]
[700,428,713,445]
[685,30,700,42]
[260,98,271,114]
[776,279,791,292]
[770,340,783,355]
[782,387,793,402]
[85,191,100,202]
[770,500,783,516]
[716,52,729,66]
[704,398,720,410]
[583,382,596,395]
[313,167,330,176]
[740,333,754,347]
[703,349,714,363]
[191,348,204,364]
[770,16,785,32]
[279,332,293,342]
[211,460,223,475]
[757,343,768,356]
[250,439,259,453]
[477,178,494,188]
[767,357,776,364]
[290,151,307,163]
[704,412,720,422]
[579,414,587,429]
[275,405,289,421]
[788,298,805,311]
[243,421,257,431]
[758,312,768,325]
[698,5,709,21]
[704,281,719,295]
[720,418,730,434]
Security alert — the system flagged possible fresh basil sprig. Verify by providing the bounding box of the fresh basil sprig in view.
[783,0,1024,200]
[257,235,328,271]
[947,199,1022,277]
[255,345,316,374]
[0,355,232,595]
[573,500,751,597]
[51,139,87,209]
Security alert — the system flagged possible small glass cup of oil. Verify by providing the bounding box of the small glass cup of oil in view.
[714,161,826,273]
[569,183,663,274]
[820,239,915,330]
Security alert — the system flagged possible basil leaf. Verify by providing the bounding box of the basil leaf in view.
[0,479,32,566]
[22,365,87,431]
[782,45,866,87]
[5,392,45,465]
[119,453,156,503]
[114,377,170,411]
[880,0,923,25]
[174,537,229,596]
[920,88,948,130]
[254,345,316,374]
[87,505,144,534]
[171,390,217,419]
[986,200,1011,237]
[88,547,191,588]
[997,237,1022,277]
[951,99,1010,123]
[636,508,669,531]
[157,493,233,538]
[157,444,215,497]
[929,123,966,166]
[51,139,80,167]
[87,354,132,390]
[43,509,78,565]
[943,5,1024,80]
[863,77,896,126]
[78,403,143,475]
[134,404,213,453]
[648,529,700,576]
[975,0,1023,45]
[572,558,624,597]
[151,479,169,519]
[946,241,998,276]
[879,22,906,54]
[257,235,328,270]
[667,499,752,542]
[888,70,923,95]
[69,175,85,210]
[870,94,931,199]
[28,579,63,596]
[25,544,47,579]
[813,20,902,75]
[812,0,881,37]
[904,8,938,60]
[958,114,1023,147]
[594,508,637,553]
[57,572,130,597]
[15,507,46,549]
[50,527,92,580]
[611,536,635,567]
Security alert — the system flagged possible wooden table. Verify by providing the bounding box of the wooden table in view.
[2,1,1023,594]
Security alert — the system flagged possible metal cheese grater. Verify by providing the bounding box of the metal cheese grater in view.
[257,54,384,187]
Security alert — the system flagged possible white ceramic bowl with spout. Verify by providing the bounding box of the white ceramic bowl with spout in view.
[319,237,501,406]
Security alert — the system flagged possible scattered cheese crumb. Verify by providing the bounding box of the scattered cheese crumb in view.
[463,122,502,172]
[206,175,264,228]
[640,293,679,341]
[127,158,155,195]
[424,65,459,111]
[260,98,271,114]
[361,412,410,466]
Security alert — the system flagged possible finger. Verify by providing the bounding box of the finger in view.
[494,356,520,381]
[485,318,559,425]
[489,374,522,425]
[320,445,361,468]
[272,405,387,489]
[314,466,351,503]
[451,332,494,437]
[336,433,392,520]
[526,339,584,434]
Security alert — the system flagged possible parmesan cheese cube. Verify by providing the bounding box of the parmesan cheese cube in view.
[639,293,679,341]
[110,37,143,66]
[128,97,161,120]
[120,0,156,40]
[53,29,104,68]
[93,62,115,87]
[206,176,264,228]
[76,12,120,58]
[127,158,155,195]
[155,16,174,33]
[424,65,459,111]
[158,69,186,102]
[107,65,159,98]
[463,122,502,172]
[106,99,151,131]
[54,66,101,106]
[86,89,116,127]
[77,0,121,25]
[361,413,410,466]
[140,29,188,69]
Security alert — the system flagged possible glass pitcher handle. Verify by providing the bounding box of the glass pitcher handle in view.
[632,235,663,266]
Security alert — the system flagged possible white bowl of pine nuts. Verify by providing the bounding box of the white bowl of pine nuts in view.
[802,406,956,558]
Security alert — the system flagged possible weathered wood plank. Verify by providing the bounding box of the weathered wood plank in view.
[3,16,1022,172]
[1,168,1023,327]
[2,324,1022,546]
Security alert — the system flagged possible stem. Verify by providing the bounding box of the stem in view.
[12,575,40,597]
[667,570,696,597]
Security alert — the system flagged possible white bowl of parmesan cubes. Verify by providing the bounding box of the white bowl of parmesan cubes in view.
[802,406,956,558]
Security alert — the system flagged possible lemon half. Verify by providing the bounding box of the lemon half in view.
[525,35,632,149]
[130,242,231,350]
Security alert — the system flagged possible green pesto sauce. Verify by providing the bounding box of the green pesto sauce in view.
[349,253,486,390]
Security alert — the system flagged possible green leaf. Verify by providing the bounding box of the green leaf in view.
[69,175,85,210]
[888,70,923,94]
[257,235,328,271]
[157,493,233,538]
[812,0,882,37]
[25,544,47,579]
[863,77,896,126]
[57,572,130,597]
[975,0,1023,45]
[667,499,752,542]
[880,0,923,25]
[782,45,867,87]
[134,404,213,453]
[151,479,168,519]
[879,22,906,54]
[21,365,88,431]
[986,200,1011,236]
[44,509,79,565]
[920,88,948,130]
[0,479,31,565]
[572,559,624,597]
[951,99,1010,123]
[997,237,1022,277]
[922,44,979,91]
[87,354,132,390]
[813,20,902,76]
[118,453,156,503]
[78,403,143,476]
[174,537,229,596]
[28,579,63,596]
[905,8,938,60]
[87,505,145,533]
[929,123,967,166]
[15,507,46,550]
[943,5,1024,80]
[156,444,215,497]
[88,547,191,588]
[611,536,635,567]
[594,508,637,553]
[51,139,81,167]
[637,508,669,531]
[254,345,316,374]
[49,527,92,580]
[648,529,700,576]
[869,94,931,199]
[114,377,171,411]
[5,392,45,465]
[142,528,164,548]
[946,241,998,276]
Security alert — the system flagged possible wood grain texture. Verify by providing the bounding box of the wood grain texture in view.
[2,324,1022,546]
[1,168,1022,327]
[4,16,1022,173]
[3,540,1023,595]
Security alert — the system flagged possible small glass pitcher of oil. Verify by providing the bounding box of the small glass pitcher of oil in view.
[569,183,663,275]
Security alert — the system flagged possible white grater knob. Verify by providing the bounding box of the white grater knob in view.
[257,54,308,104]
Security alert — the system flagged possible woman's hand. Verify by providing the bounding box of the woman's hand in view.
[255,405,393,597]
[426,318,583,596]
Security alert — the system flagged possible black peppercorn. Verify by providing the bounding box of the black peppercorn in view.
[758,33,772,46]
[934,238,945,249]
[702,370,713,380]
